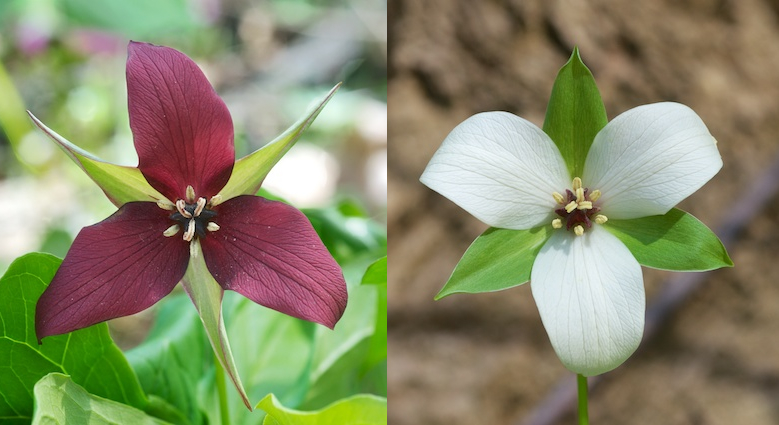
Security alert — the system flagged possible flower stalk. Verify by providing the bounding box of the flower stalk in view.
[577,373,588,425]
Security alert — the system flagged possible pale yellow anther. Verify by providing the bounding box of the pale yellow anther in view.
[552,218,562,229]
[589,190,601,202]
[183,220,195,242]
[574,225,584,236]
[206,222,221,232]
[193,197,206,217]
[565,201,578,213]
[156,199,175,211]
[572,177,582,191]
[577,201,593,210]
[185,185,196,203]
[209,194,223,207]
[575,187,585,203]
[552,192,566,205]
[594,214,608,224]
[176,199,192,218]
[163,224,180,237]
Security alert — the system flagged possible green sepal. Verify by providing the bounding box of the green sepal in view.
[542,47,608,178]
[181,241,251,411]
[217,83,341,202]
[28,111,164,207]
[257,393,387,425]
[605,208,733,271]
[32,373,170,425]
[435,226,553,300]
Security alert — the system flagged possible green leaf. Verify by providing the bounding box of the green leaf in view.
[181,241,252,411]
[605,208,733,271]
[360,257,387,373]
[361,256,387,286]
[61,0,201,38]
[303,205,387,265]
[436,226,552,299]
[258,394,387,425]
[217,83,341,202]
[205,292,317,425]
[301,260,384,409]
[542,47,608,178]
[0,253,149,423]
[125,295,209,425]
[32,373,170,425]
[28,112,163,207]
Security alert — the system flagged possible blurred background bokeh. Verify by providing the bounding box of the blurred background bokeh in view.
[389,0,779,424]
[0,0,387,282]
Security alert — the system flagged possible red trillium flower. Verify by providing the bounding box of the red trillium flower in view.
[34,42,348,342]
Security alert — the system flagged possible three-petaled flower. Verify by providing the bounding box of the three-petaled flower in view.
[34,42,348,342]
[421,103,722,375]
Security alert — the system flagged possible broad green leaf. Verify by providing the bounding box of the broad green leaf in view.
[32,373,170,425]
[217,83,341,203]
[126,295,209,425]
[0,59,34,168]
[360,257,387,373]
[258,394,387,425]
[542,47,608,178]
[605,208,733,271]
[301,260,383,408]
[28,112,163,206]
[61,0,201,37]
[203,292,317,425]
[361,256,387,286]
[303,205,387,264]
[181,241,251,411]
[436,226,552,299]
[0,253,149,423]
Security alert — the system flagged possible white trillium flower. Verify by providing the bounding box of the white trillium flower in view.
[421,102,722,376]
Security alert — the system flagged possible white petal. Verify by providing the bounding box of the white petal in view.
[420,112,570,230]
[531,226,644,376]
[582,102,722,219]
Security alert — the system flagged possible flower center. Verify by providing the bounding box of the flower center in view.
[158,185,221,241]
[550,177,607,236]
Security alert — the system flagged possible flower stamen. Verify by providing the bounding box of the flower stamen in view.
[551,177,605,236]
[156,199,175,211]
[176,200,192,219]
[193,197,206,217]
[166,189,219,241]
[185,185,196,203]
[183,219,196,241]
[163,224,180,237]
[572,177,582,191]
[209,194,223,207]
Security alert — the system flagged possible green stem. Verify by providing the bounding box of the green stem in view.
[577,373,589,425]
[215,353,230,425]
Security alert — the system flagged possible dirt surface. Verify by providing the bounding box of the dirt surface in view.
[388,0,779,423]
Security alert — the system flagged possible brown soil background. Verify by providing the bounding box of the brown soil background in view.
[388,0,779,423]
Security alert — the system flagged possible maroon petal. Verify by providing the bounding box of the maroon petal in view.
[200,196,348,328]
[127,41,235,202]
[36,202,190,342]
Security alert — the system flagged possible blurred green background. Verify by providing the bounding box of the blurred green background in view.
[0,0,387,276]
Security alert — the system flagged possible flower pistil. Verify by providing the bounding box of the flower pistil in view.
[552,177,607,235]
[163,185,220,241]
